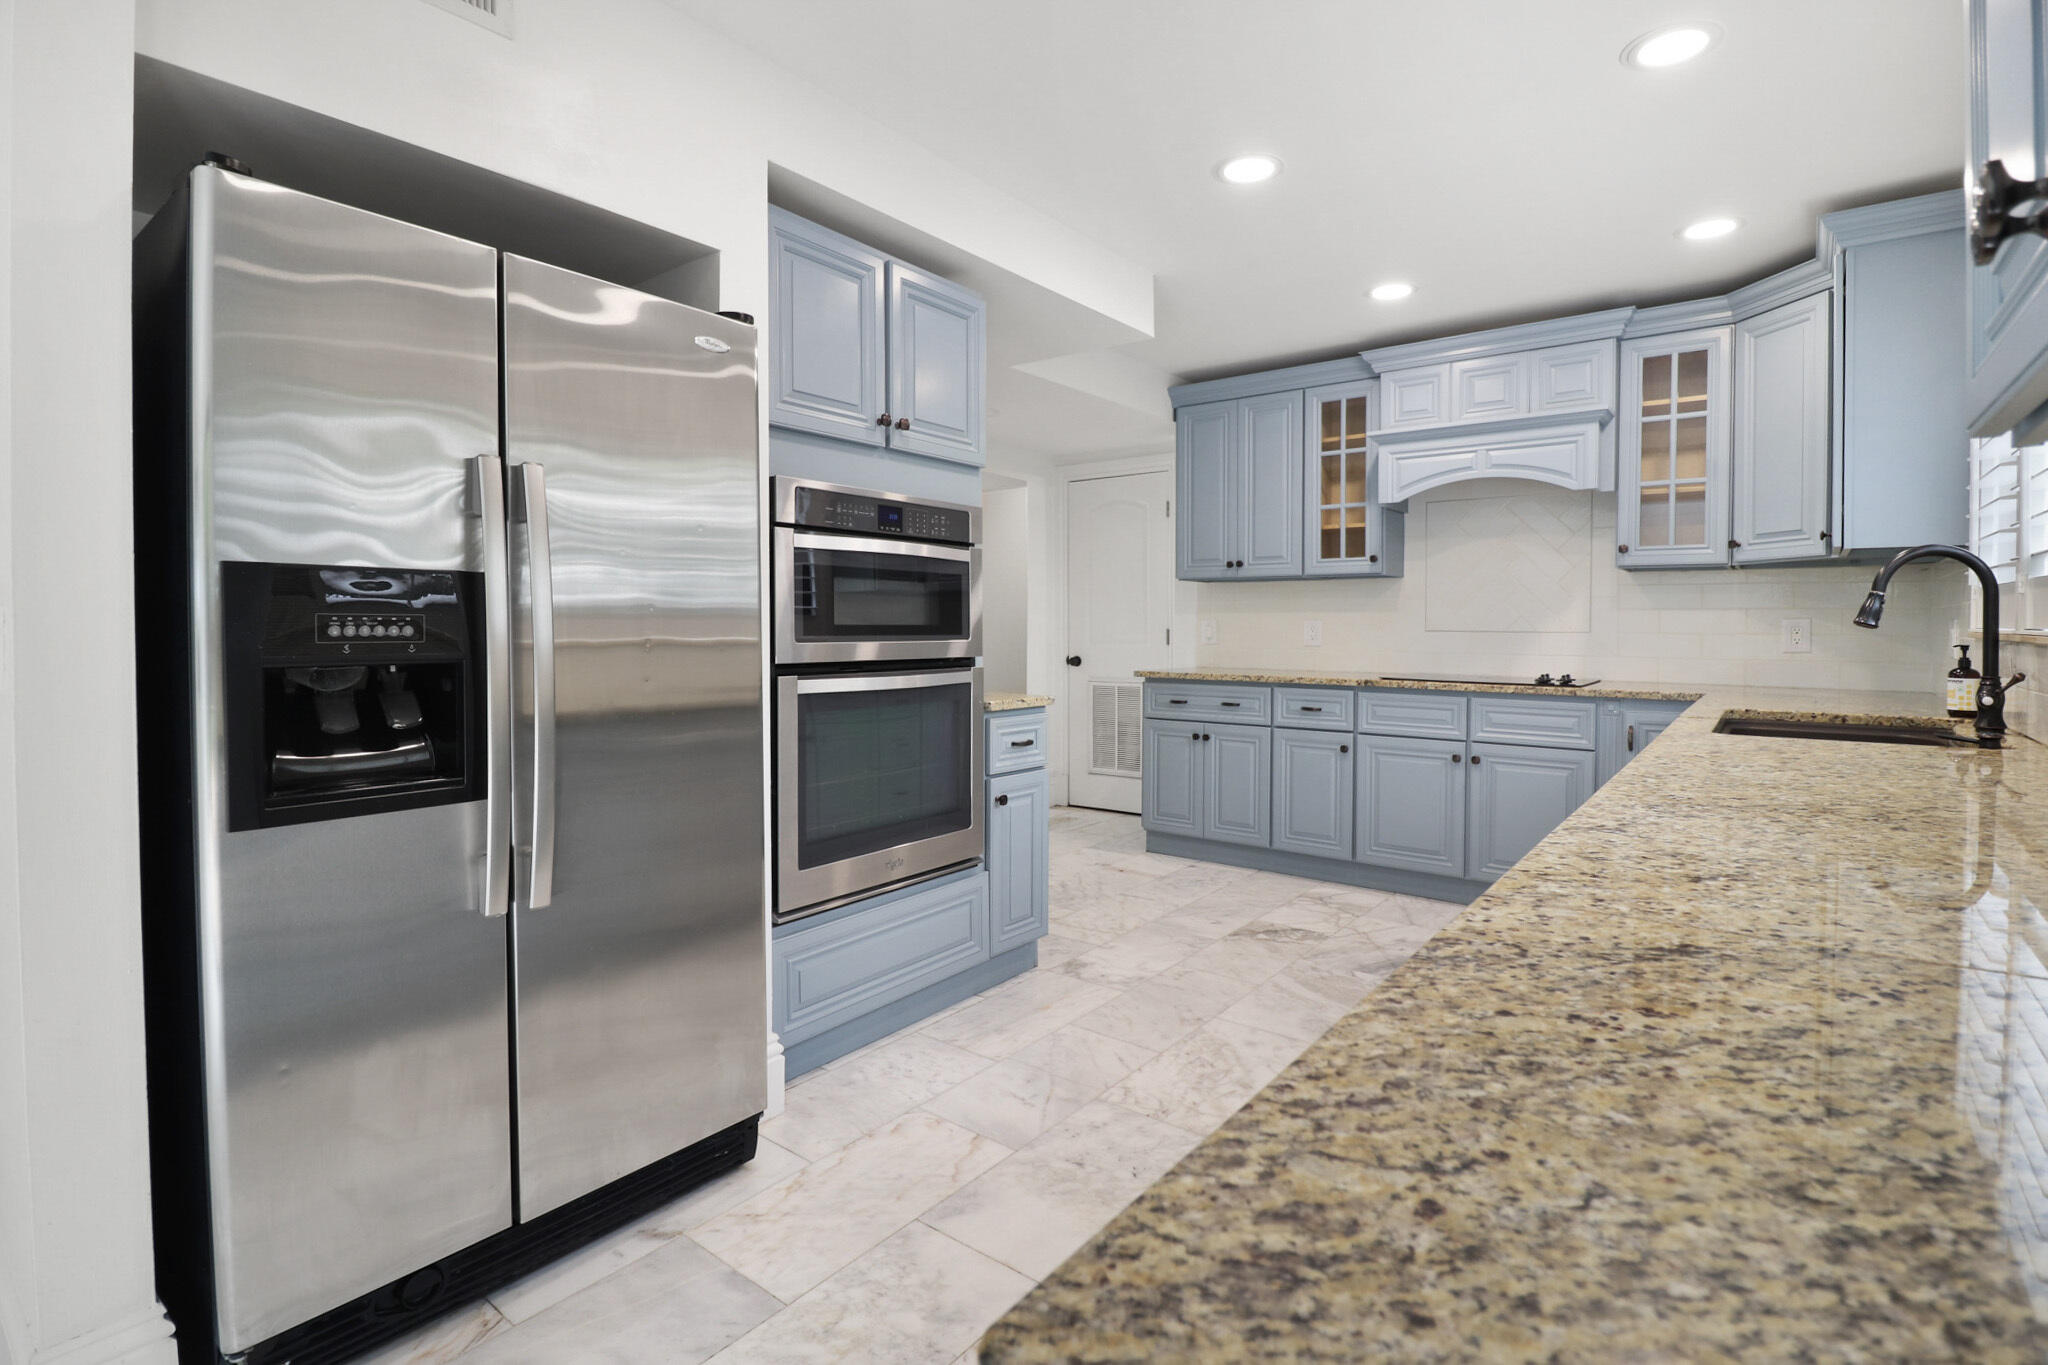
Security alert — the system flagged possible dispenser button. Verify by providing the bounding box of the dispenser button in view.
[372,624,387,636]
[400,624,415,638]
[326,624,341,638]
[343,625,358,637]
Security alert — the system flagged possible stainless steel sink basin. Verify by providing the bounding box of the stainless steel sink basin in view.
[1712,716,1972,746]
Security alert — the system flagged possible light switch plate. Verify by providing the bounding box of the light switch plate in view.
[1781,618,1811,653]
[1199,619,1218,645]
[1303,620,1323,647]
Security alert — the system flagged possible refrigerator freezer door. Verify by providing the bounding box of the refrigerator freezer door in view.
[502,254,767,1218]
[191,168,513,1349]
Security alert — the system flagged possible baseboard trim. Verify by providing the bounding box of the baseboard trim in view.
[1144,833,1489,904]
[29,1305,178,1365]
[783,941,1038,1078]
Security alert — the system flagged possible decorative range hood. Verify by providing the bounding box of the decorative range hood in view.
[1360,306,1636,502]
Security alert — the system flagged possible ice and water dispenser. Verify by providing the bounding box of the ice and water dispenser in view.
[221,563,484,830]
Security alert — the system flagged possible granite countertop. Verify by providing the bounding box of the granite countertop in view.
[1136,667,1703,701]
[983,685,2048,1361]
[984,691,1054,713]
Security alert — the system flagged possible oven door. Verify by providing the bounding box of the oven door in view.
[773,528,980,665]
[776,667,984,921]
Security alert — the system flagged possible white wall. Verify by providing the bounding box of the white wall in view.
[0,1,178,1361]
[1195,481,1964,693]
[979,485,1031,693]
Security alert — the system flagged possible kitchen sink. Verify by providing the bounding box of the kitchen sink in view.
[1712,715,1973,746]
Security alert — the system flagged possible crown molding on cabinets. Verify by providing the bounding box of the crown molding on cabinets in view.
[1623,295,1737,337]
[1727,256,1833,320]
[1358,306,1636,372]
[1818,189,1964,254]
[1168,355,1371,411]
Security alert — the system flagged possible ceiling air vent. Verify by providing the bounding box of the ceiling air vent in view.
[1090,683,1142,779]
[418,0,512,37]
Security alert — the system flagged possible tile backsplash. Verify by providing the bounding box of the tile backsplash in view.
[1195,481,1966,694]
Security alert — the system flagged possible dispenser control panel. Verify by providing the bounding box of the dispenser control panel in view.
[316,612,423,643]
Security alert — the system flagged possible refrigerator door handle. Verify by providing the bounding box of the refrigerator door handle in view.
[515,461,558,910]
[471,453,513,918]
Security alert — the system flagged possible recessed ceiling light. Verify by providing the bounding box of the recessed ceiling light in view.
[1621,24,1719,69]
[1369,281,1415,302]
[1216,154,1281,185]
[1680,216,1740,241]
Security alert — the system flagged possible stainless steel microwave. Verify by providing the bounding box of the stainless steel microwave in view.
[772,478,981,665]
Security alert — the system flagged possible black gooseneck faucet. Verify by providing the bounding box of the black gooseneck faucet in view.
[1852,544,2023,746]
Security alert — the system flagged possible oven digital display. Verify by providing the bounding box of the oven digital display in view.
[876,503,903,531]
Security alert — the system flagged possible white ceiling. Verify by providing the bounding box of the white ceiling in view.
[671,0,1963,465]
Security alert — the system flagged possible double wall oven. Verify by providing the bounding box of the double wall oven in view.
[773,479,983,922]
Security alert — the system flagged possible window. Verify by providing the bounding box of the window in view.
[1971,434,2048,630]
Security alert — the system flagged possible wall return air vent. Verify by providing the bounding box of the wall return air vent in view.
[418,0,512,37]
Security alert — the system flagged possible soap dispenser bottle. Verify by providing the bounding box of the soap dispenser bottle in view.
[1949,643,1982,718]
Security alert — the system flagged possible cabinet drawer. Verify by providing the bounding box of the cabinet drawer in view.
[773,869,990,1046]
[1357,688,1468,740]
[1468,694,1597,750]
[1144,682,1272,724]
[986,710,1049,775]
[1275,687,1355,730]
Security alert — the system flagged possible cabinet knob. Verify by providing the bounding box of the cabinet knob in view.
[1451,753,1462,763]
[1970,158,2048,265]
[895,417,911,431]
[1368,554,1378,563]
[1819,530,1830,542]
[1339,744,1349,753]
[876,413,892,426]
[1470,753,1482,765]
[995,794,1009,806]
[1618,545,1629,554]
[1728,539,1742,549]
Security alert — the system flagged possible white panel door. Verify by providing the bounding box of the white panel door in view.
[1066,471,1174,812]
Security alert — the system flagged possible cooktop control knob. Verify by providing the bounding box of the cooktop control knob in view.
[1534,673,1555,686]
[1557,674,1575,687]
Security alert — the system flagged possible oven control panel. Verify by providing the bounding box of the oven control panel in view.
[785,484,974,545]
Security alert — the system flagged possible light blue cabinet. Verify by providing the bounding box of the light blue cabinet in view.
[886,261,985,464]
[1203,723,1272,847]
[1616,327,1731,569]
[1141,719,1205,838]
[1967,0,2048,440]
[1272,728,1353,860]
[1176,401,1234,578]
[987,767,1050,956]
[767,209,985,465]
[1732,292,1833,564]
[1355,733,1466,878]
[1594,699,1691,786]
[1239,392,1305,578]
[768,208,886,446]
[1303,380,1404,577]
[1466,743,1594,880]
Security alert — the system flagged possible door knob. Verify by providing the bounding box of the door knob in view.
[1066,655,1082,666]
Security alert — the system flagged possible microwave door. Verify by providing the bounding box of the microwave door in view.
[774,528,981,664]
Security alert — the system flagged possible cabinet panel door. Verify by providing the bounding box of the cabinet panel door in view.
[1237,392,1304,577]
[988,768,1051,955]
[1966,0,2048,438]
[1617,328,1731,569]
[1141,720,1205,837]
[1533,340,1615,413]
[1202,723,1272,849]
[886,262,985,464]
[1355,734,1465,878]
[1595,701,1689,786]
[1304,380,1398,577]
[1733,293,1832,563]
[768,210,886,445]
[1176,401,1234,579]
[1467,743,1595,881]
[1377,365,1450,430]
[1272,728,1353,861]
[1450,355,1527,422]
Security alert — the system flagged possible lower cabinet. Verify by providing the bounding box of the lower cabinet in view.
[987,767,1051,955]
[1141,718,1271,847]
[1354,733,1467,878]
[1596,699,1692,785]
[1465,743,1595,880]
[1272,728,1354,860]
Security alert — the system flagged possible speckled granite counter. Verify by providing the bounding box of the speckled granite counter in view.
[984,691,1054,713]
[983,685,2048,1361]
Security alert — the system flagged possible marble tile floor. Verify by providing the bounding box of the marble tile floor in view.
[364,808,1464,1365]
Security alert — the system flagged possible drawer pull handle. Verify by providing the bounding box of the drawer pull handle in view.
[1300,706,1323,712]
[1168,699,1188,705]
[1220,701,1241,708]
[1627,724,1636,752]
[1010,739,1035,748]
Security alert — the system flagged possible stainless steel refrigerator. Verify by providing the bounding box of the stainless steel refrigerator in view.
[134,163,766,1364]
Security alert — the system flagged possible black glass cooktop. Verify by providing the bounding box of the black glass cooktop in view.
[1379,674,1602,689]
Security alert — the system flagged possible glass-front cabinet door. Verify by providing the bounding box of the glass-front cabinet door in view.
[1303,380,1403,576]
[1617,327,1732,569]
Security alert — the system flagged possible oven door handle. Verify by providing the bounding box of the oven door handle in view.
[790,668,979,696]
[787,529,975,562]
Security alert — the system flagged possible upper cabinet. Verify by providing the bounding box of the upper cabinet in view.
[1175,391,1303,579]
[768,209,986,466]
[1731,291,1833,564]
[1170,357,1402,583]
[1304,379,1403,576]
[1616,327,1730,570]
[1966,0,2048,441]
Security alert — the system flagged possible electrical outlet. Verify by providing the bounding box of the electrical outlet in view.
[1303,620,1323,647]
[1781,618,1812,653]
[1199,618,1218,645]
